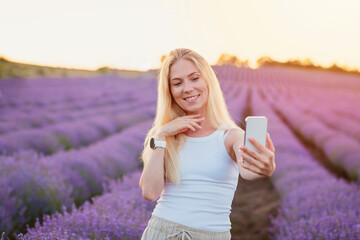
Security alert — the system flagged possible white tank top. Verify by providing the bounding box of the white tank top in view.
[152,129,240,232]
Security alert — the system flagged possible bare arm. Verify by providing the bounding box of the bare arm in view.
[231,129,266,181]
[139,132,166,202]
[139,114,204,201]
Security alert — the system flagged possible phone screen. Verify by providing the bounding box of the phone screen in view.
[243,116,268,165]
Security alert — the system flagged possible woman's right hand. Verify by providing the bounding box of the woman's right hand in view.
[155,114,205,140]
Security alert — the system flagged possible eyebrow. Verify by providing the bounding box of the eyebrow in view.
[170,71,198,81]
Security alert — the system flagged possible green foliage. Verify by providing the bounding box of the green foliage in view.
[57,136,73,151]
[97,66,110,74]
[0,64,3,78]
[0,56,9,63]
[36,68,45,76]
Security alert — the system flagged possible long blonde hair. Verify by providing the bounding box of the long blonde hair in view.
[140,48,241,186]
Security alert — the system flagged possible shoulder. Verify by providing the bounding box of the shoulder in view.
[224,128,245,161]
[224,128,245,146]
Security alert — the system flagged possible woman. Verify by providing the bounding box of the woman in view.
[139,48,276,240]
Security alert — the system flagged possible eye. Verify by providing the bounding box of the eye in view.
[192,77,199,81]
[173,82,181,86]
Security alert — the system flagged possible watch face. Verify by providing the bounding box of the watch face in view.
[150,138,155,149]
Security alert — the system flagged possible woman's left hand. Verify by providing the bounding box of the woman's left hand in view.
[239,132,276,177]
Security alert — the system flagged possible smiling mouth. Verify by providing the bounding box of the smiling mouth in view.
[183,94,200,102]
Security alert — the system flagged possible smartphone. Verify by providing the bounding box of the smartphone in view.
[243,116,268,165]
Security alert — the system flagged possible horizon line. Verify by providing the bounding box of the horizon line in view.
[1,54,359,73]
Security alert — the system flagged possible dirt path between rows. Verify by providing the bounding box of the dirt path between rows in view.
[230,176,281,240]
[230,86,281,240]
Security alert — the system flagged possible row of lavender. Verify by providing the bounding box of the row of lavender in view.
[0,75,153,108]
[15,67,248,239]
[0,118,154,238]
[0,75,158,237]
[269,91,360,181]
[0,104,155,155]
[249,69,360,239]
[0,96,155,135]
[257,66,360,182]
[276,88,359,181]
[0,76,156,135]
[16,170,153,240]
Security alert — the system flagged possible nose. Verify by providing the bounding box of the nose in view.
[183,79,194,92]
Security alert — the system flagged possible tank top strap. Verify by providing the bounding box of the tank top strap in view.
[223,129,231,141]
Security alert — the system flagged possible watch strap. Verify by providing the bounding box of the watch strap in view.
[155,139,167,148]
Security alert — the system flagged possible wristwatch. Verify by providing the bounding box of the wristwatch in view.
[150,137,167,149]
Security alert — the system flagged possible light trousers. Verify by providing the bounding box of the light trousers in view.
[141,214,231,240]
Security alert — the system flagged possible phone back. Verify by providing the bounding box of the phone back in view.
[244,116,268,154]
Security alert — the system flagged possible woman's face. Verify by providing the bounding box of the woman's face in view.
[169,58,209,116]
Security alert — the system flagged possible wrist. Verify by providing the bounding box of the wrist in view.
[154,131,166,140]
[150,134,167,149]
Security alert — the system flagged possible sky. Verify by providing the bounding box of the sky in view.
[1,0,360,71]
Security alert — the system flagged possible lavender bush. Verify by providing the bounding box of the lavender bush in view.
[0,150,73,238]
[0,119,153,238]
[1,66,359,239]
[250,75,360,239]
[17,170,155,240]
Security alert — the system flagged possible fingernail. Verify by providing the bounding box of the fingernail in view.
[249,137,254,141]
[239,145,244,149]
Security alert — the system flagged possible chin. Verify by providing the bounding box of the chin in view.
[177,100,206,114]
[184,107,204,114]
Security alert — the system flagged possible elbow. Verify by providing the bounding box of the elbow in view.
[240,173,251,181]
[139,182,160,201]
[241,175,257,181]
[141,188,159,202]
[239,169,265,181]
[142,192,158,202]
[240,172,266,181]
[139,177,163,201]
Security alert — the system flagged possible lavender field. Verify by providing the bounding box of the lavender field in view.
[1,65,360,240]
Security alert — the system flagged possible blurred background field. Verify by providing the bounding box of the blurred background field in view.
[1,0,360,239]
[1,60,359,240]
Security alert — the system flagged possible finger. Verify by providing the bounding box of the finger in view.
[193,117,205,122]
[266,133,275,153]
[248,137,269,155]
[189,121,202,129]
[186,123,196,131]
[240,160,265,176]
[239,153,265,175]
[179,126,194,133]
[240,146,263,164]
[241,151,264,170]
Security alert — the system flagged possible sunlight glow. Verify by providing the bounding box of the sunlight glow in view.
[0,0,359,70]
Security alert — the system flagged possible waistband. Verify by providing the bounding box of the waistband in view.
[148,214,230,237]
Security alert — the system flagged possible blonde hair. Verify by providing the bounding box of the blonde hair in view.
[140,48,241,186]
